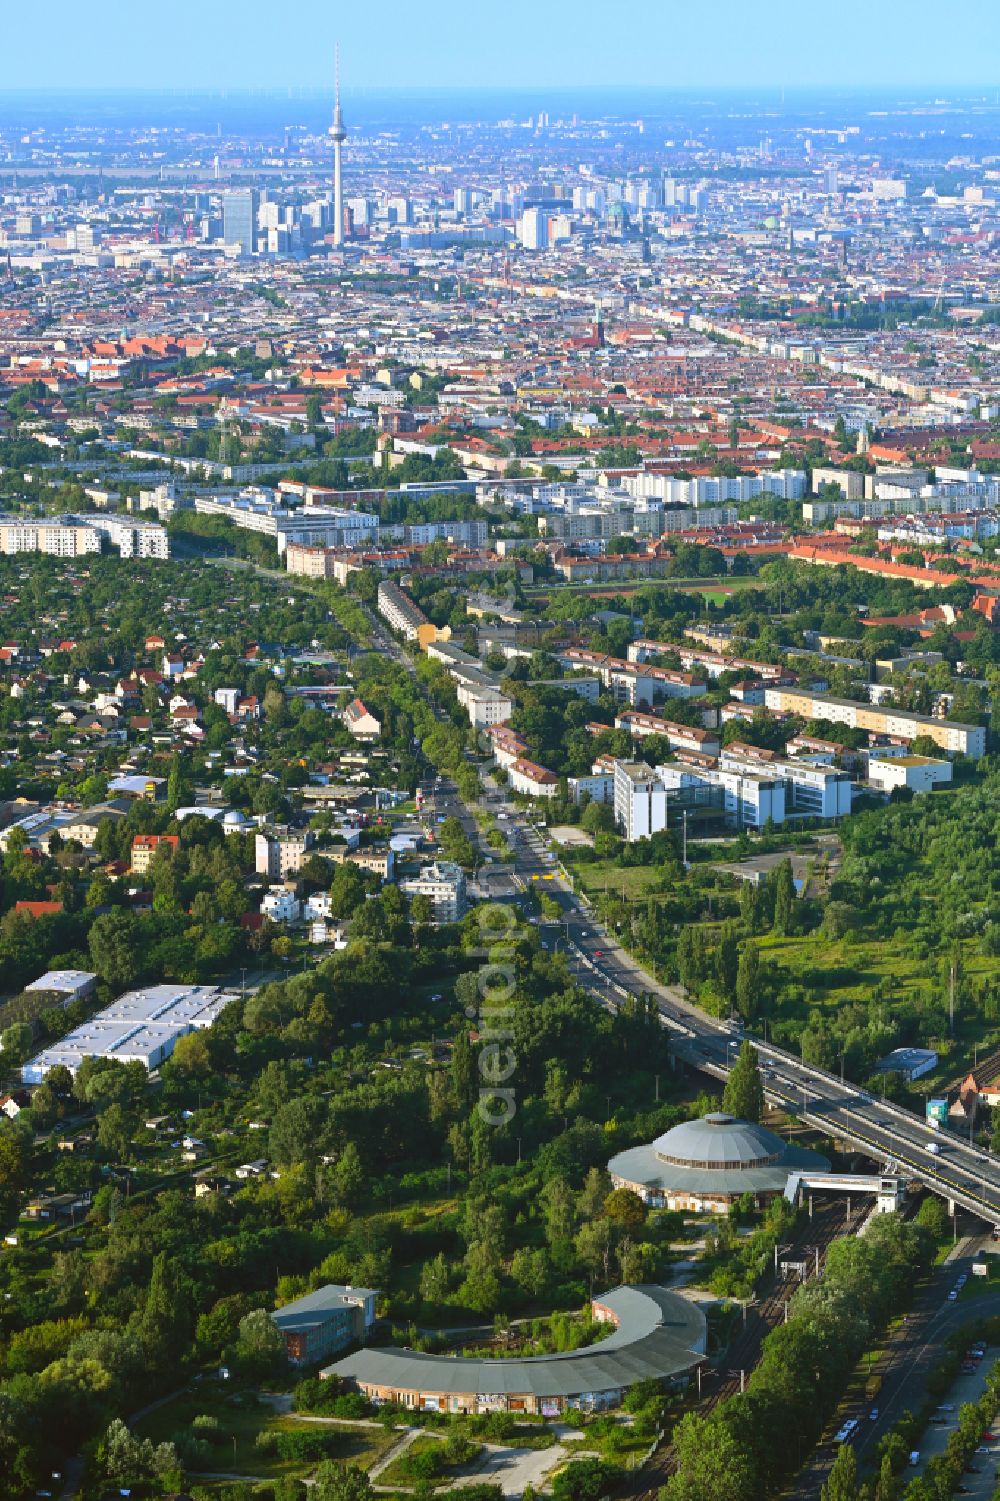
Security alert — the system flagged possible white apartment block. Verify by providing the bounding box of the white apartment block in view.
[457,682,513,727]
[255,829,314,880]
[615,710,720,758]
[399,860,467,922]
[0,515,101,556]
[262,888,301,924]
[568,772,615,805]
[91,514,169,557]
[486,726,530,768]
[0,512,168,558]
[558,649,705,705]
[617,469,807,506]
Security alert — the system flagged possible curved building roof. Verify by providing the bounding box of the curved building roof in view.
[325,1284,705,1398]
[609,1112,829,1198]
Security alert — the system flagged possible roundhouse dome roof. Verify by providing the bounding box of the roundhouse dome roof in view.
[653,1112,786,1171]
[607,1111,829,1199]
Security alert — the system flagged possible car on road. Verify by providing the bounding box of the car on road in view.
[948,1290,959,1301]
[869,1408,879,1422]
[926,1141,943,1155]
[594,949,604,957]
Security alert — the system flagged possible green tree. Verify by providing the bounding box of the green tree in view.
[235,1307,287,1381]
[0,1022,34,1066]
[419,1251,452,1305]
[603,1187,647,1233]
[734,944,761,1024]
[313,1462,374,1501]
[96,1103,135,1160]
[872,1452,897,1501]
[715,923,740,1004]
[722,1041,765,1123]
[664,1412,759,1501]
[135,1251,191,1371]
[771,859,796,937]
[451,1027,477,1112]
[269,1096,328,1169]
[325,1141,365,1208]
[88,909,142,989]
[821,1443,859,1501]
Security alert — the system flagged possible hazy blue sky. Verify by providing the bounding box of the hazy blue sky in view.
[3,0,998,92]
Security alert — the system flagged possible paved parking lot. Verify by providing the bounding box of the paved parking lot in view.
[910,1355,999,1499]
[452,1434,582,1497]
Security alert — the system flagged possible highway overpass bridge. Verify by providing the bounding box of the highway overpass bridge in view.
[566,936,1000,1228]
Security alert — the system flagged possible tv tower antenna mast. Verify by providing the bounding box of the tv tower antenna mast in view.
[331,44,347,249]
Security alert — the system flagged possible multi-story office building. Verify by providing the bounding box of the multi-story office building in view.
[223,189,259,255]
[193,496,377,555]
[614,760,669,842]
[718,746,852,820]
[519,208,549,250]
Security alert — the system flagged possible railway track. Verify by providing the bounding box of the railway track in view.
[625,1201,856,1501]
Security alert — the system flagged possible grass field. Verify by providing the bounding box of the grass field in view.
[135,1388,395,1483]
[570,862,665,901]
[757,928,1000,1092]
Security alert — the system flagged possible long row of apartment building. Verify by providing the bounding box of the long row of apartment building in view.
[0,512,168,558]
[558,647,705,706]
[762,687,986,759]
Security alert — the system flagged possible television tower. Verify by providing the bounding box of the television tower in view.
[331,44,347,248]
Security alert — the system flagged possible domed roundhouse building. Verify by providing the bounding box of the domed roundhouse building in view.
[608,1112,829,1215]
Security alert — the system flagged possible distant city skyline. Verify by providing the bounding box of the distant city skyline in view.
[3,0,999,93]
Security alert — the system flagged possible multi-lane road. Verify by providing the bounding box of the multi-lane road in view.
[430,766,1000,1232]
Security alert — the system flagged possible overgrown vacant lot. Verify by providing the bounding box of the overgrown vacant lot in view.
[135,1387,396,1482]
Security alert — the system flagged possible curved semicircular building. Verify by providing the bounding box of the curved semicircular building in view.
[325,1283,706,1415]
